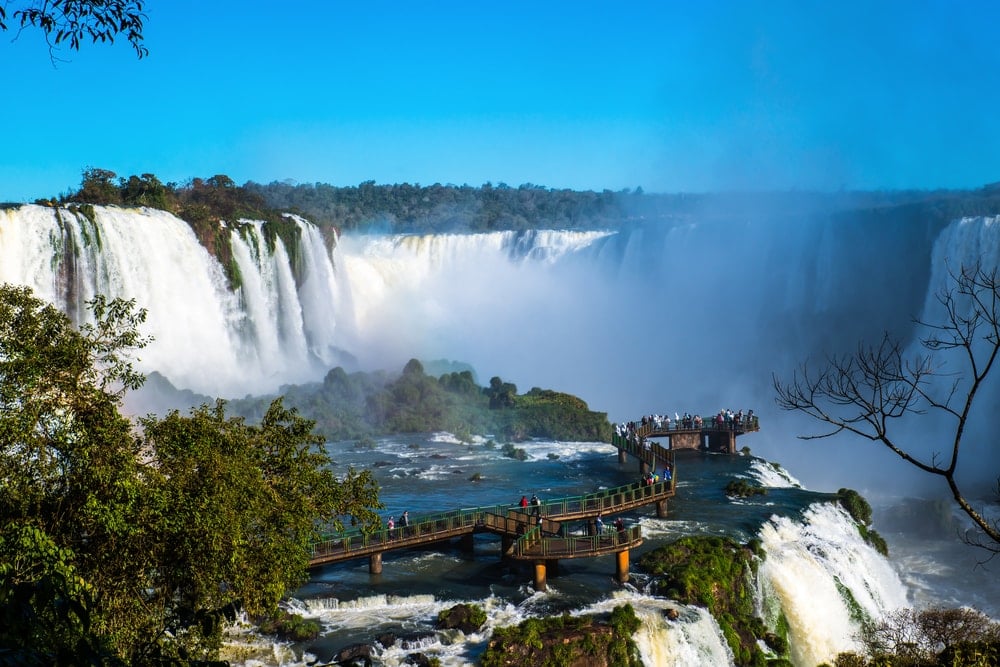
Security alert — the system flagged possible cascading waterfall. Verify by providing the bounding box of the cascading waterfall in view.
[758,503,909,667]
[0,205,348,397]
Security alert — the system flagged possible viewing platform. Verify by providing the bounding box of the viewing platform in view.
[615,412,759,455]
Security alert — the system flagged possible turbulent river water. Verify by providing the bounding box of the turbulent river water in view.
[218,432,981,667]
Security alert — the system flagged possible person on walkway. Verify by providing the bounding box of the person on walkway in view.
[519,495,528,509]
[400,510,410,536]
[387,516,395,540]
[530,494,541,518]
[595,514,604,535]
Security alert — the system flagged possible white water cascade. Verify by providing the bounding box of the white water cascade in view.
[758,503,909,667]
[0,205,347,397]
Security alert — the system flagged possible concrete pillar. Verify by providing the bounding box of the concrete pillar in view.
[639,459,649,476]
[618,448,627,464]
[369,552,383,575]
[615,550,630,584]
[533,561,547,591]
[656,499,668,518]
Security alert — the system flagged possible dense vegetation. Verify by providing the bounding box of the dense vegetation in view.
[0,284,382,663]
[47,168,314,290]
[39,168,1000,240]
[480,604,642,667]
[226,358,613,443]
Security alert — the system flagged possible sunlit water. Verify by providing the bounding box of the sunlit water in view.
[216,434,992,667]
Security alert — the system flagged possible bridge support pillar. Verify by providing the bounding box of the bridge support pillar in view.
[369,552,383,575]
[615,549,630,584]
[618,448,627,464]
[656,499,668,518]
[460,534,475,553]
[533,560,548,592]
[639,460,650,476]
[501,535,514,558]
[707,430,736,453]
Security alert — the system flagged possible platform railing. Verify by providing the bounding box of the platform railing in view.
[512,524,643,558]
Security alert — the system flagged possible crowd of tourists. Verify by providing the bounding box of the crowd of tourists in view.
[614,408,757,437]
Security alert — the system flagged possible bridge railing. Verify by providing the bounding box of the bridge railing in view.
[310,477,674,561]
[625,415,760,438]
[534,480,673,518]
[513,524,642,558]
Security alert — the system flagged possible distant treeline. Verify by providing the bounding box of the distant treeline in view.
[225,358,613,443]
[41,167,1000,236]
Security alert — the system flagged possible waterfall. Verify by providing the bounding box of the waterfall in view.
[0,205,344,397]
[758,502,909,667]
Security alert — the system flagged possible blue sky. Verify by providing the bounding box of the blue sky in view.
[2,1,998,201]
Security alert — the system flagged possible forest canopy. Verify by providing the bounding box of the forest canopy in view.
[46,167,1000,238]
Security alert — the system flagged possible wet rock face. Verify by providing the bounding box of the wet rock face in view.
[332,642,374,666]
[435,602,487,634]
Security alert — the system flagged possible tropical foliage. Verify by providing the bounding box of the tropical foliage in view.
[0,0,147,58]
[0,284,381,663]
[227,359,613,443]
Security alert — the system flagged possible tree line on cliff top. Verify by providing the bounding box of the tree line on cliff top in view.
[33,167,1000,237]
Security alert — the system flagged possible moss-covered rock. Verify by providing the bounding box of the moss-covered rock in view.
[257,609,321,642]
[480,605,642,667]
[836,489,889,556]
[638,536,786,667]
[725,478,768,498]
[436,603,487,634]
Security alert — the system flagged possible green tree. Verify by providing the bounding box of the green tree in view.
[0,0,148,58]
[119,172,171,209]
[75,167,122,206]
[485,375,517,409]
[0,283,382,662]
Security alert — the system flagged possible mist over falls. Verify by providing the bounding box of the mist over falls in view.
[1,204,997,495]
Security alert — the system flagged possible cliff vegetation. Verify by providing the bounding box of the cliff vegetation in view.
[225,358,613,443]
[480,604,642,667]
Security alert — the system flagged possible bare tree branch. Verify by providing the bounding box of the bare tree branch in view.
[774,261,1000,555]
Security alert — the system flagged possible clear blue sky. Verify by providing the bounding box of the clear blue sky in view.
[2,1,998,202]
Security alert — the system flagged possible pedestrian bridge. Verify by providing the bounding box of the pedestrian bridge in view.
[308,413,757,590]
[309,473,673,590]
